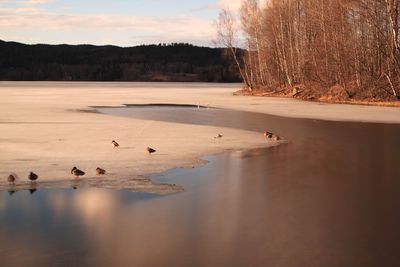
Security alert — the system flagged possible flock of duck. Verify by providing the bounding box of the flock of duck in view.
[6,140,158,186]
[263,130,282,141]
[5,130,282,187]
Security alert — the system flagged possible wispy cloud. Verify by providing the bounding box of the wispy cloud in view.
[0,0,252,46]
[0,0,54,6]
[22,0,54,5]
[0,8,213,32]
[214,0,242,11]
[0,7,216,46]
[191,0,242,13]
[205,0,268,13]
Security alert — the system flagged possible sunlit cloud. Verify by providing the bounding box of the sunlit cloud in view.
[0,7,216,46]
[0,0,249,46]
[215,0,242,11]
[22,0,54,5]
[196,0,242,13]
[0,0,54,6]
[208,0,268,12]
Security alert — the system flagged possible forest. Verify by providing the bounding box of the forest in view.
[0,40,241,82]
[216,0,400,103]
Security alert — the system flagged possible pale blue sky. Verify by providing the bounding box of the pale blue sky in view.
[0,0,241,47]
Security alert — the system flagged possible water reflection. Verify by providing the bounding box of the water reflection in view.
[1,107,400,266]
[7,189,17,196]
[29,188,37,195]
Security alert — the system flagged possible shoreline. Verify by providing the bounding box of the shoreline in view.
[237,89,400,108]
[1,82,399,193]
[0,83,277,193]
[2,81,399,124]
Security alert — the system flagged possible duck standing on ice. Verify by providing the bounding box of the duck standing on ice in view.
[147,147,156,155]
[7,173,17,185]
[28,172,38,183]
[96,167,106,175]
[111,140,120,148]
[71,167,85,178]
[264,131,283,142]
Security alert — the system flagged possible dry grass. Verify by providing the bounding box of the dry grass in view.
[236,84,400,108]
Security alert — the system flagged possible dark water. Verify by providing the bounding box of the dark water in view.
[1,106,400,267]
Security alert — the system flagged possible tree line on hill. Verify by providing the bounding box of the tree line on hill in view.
[216,0,400,102]
[0,40,241,83]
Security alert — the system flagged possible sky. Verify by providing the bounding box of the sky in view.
[0,0,242,47]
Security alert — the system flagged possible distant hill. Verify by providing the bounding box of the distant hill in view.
[0,40,241,82]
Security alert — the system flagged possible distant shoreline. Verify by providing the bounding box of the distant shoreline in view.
[0,40,241,83]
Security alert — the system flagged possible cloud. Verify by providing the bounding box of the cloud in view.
[22,0,54,5]
[0,8,213,33]
[189,0,242,14]
[215,0,242,11]
[207,0,268,13]
[0,0,54,6]
[0,7,216,46]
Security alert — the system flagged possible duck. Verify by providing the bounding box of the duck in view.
[96,167,106,175]
[28,172,38,183]
[273,135,281,141]
[7,173,17,185]
[71,167,85,178]
[263,131,273,139]
[264,130,284,142]
[147,147,156,155]
[111,140,120,148]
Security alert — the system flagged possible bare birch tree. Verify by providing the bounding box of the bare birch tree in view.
[216,0,400,99]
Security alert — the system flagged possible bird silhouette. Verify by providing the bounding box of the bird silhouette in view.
[7,173,17,185]
[96,167,106,175]
[71,167,85,178]
[263,131,273,139]
[111,140,120,148]
[147,147,156,155]
[28,172,38,183]
[264,131,283,142]
[214,134,223,139]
